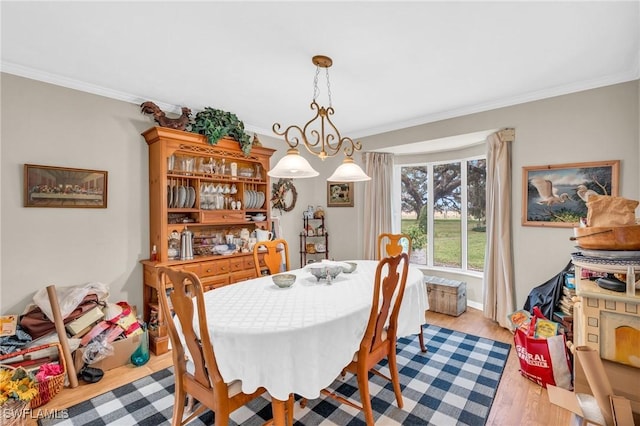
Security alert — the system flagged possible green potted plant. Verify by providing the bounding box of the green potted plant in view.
[405,224,427,264]
[189,107,253,156]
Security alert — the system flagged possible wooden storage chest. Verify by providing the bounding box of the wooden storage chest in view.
[425,276,467,316]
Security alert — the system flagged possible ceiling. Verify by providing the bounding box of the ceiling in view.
[2,1,639,149]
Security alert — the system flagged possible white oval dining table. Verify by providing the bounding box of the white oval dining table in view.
[187,259,428,424]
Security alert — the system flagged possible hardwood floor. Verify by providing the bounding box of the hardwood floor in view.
[27,307,572,425]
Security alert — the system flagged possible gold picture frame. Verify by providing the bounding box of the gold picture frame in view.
[327,182,354,207]
[24,164,108,208]
[522,160,619,227]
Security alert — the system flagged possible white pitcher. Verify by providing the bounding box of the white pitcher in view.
[255,228,273,241]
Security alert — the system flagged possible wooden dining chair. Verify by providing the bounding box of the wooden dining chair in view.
[321,253,410,426]
[377,233,427,353]
[157,266,293,426]
[253,238,290,276]
[377,232,412,259]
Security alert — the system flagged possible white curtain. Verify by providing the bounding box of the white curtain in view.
[363,152,394,259]
[483,129,516,328]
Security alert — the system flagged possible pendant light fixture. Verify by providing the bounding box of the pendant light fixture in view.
[269,55,371,182]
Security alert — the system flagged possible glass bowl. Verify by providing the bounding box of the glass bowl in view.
[341,262,358,273]
[272,273,296,288]
[307,265,342,281]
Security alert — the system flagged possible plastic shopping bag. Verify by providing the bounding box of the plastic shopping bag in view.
[513,307,573,389]
[32,282,109,321]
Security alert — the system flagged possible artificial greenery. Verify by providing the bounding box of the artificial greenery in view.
[190,107,253,156]
[0,367,38,403]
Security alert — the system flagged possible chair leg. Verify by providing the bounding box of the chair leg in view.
[286,393,294,426]
[356,369,375,426]
[271,397,287,426]
[185,394,195,414]
[418,325,427,353]
[388,347,404,409]
[215,410,230,426]
[173,384,186,426]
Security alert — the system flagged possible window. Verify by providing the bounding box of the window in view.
[398,156,486,273]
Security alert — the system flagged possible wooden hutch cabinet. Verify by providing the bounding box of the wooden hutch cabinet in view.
[140,127,274,354]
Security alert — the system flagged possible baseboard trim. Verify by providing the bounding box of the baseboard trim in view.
[467,300,483,311]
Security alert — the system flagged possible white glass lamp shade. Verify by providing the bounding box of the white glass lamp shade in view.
[327,157,371,182]
[268,148,319,178]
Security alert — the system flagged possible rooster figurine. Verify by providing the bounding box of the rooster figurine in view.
[140,101,191,131]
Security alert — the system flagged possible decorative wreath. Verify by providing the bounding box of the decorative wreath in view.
[271,178,297,213]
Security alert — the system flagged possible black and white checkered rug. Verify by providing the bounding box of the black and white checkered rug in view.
[40,325,511,426]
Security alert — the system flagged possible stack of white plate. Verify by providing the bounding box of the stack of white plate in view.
[243,190,265,209]
[168,183,196,208]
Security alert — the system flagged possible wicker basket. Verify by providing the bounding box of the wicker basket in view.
[0,343,66,409]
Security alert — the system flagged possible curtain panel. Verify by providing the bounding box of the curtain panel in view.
[483,129,516,328]
[363,152,394,259]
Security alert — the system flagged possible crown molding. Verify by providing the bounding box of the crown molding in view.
[4,61,638,141]
[1,61,182,115]
[350,68,640,139]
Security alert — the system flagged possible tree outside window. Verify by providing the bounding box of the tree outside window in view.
[400,157,486,272]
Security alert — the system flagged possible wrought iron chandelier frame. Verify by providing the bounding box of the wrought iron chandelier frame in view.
[272,55,362,161]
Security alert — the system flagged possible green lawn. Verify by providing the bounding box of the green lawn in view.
[401,218,485,270]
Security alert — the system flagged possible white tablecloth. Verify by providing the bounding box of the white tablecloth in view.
[192,259,427,400]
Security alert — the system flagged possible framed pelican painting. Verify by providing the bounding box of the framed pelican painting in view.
[522,160,620,227]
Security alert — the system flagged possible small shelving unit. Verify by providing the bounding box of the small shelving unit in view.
[299,216,329,267]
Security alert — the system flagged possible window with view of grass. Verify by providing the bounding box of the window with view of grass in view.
[398,157,486,273]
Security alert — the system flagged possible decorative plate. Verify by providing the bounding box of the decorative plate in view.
[178,186,187,208]
[578,248,640,260]
[172,185,180,208]
[187,186,196,208]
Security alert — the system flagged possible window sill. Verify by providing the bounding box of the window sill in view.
[409,264,483,279]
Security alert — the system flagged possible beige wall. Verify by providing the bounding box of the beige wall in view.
[1,74,149,313]
[1,73,638,317]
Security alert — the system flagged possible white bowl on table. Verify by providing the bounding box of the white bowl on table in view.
[272,274,296,288]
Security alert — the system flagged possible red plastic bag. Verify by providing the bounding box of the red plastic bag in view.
[513,307,573,389]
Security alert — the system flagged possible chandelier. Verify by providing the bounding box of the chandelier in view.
[268,55,371,182]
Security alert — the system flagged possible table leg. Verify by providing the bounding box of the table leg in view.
[419,325,427,353]
[272,397,287,426]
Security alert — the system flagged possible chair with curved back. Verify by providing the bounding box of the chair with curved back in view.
[377,232,412,259]
[321,253,410,426]
[377,233,427,353]
[157,266,293,426]
[253,238,290,276]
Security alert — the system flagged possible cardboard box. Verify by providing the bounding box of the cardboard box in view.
[547,346,637,426]
[73,333,142,373]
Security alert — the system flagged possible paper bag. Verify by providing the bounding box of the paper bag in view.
[586,195,638,227]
